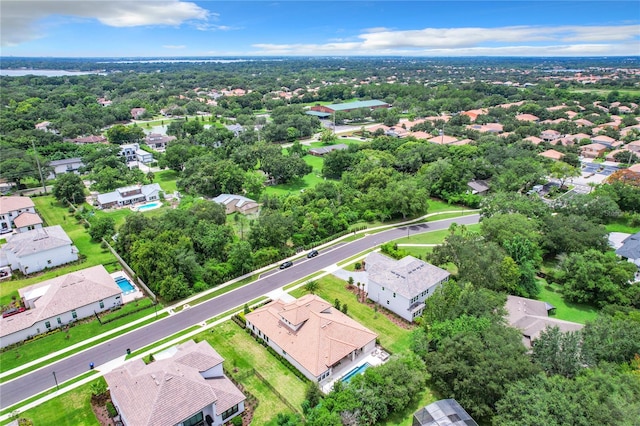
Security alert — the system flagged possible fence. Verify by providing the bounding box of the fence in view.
[102,238,157,303]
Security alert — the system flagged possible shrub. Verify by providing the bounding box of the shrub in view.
[106,401,118,417]
[231,416,243,426]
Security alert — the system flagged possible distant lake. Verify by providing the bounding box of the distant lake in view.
[0,69,105,77]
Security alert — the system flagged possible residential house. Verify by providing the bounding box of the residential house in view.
[310,100,389,115]
[523,135,544,145]
[13,212,43,233]
[505,295,583,348]
[515,114,539,123]
[409,131,432,140]
[97,98,112,107]
[606,149,628,162]
[144,133,175,152]
[96,183,162,209]
[308,144,349,156]
[565,133,592,143]
[467,123,503,134]
[105,340,245,426]
[225,124,244,136]
[130,108,147,120]
[538,149,564,161]
[541,129,562,142]
[413,399,478,426]
[626,140,640,153]
[428,134,458,145]
[0,196,36,234]
[72,135,107,144]
[573,118,594,127]
[616,232,640,267]
[35,121,58,134]
[245,294,378,383]
[0,265,122,348]
[461,108,488,122]
[385,126,410,138]
[365,252,450,322]
[467,180,490,196]
[47,157,84,179]
[120,143,154,164]
[0,225,78,274]
[591,135,616,148]
[212,194,260,215]
[580,143,607,158]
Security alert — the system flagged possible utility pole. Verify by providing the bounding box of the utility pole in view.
[31,139,47,194]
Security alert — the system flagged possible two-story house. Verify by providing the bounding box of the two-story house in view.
[365,252,450,322]
[120,143,154,164]
[96,183,162,209]
[0,196,37,234]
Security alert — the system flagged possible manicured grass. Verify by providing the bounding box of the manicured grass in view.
[393,223,481,245]
[0,298,157,374]
[9,381,99,426]
[537,279,599,324]
[154,169,179,193]
[195,321,305,421]
[290,275,415,354]
[605,217,640,234]
[264,155,326,196]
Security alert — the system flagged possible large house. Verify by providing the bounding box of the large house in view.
[13,212,43,233]
[212,194,260,215]
[0,225,78,274]
[144,133,175,152]
[0,265,122,348]
[365,252,450,322]
[505,295,583,348]
[413,399,478,426]
[580,143,607,159]
[0,196,37,234]
[105,340,245,426]
[308,144,349,156]
[47,157,84,179]
[96,183,162,209]
[120,143,154,164]
[245,294,378,383]
[615,231,640,267]
[309,100,389,116]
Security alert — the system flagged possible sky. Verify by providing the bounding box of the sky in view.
[1,0,639,57]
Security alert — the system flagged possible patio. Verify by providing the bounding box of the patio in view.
[320,345,390,393]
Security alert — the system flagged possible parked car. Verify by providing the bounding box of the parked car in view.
[307,249,319,258]
[279,261,293,269]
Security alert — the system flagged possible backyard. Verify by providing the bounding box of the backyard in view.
[264,154,326,197]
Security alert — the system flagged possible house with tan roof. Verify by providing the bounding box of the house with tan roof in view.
[0,196,37,234]
[591,134,617,148]
[428,134,458,145]
[580,143,607,159]
[130,108,147,120]
[573,118,594,127]
[626,140,640,153]
[505,295,583,348]
[523,135,544,145]
[409,131,432,140]
[0,225,78,274]
[212,194,259,215]
[0,265,121,348]
[13,212,43,233]
[538,149,564,161]
[365,252,450,322]
[515,113,539,123]
[245,294,378,383]
[105,340,245,426]
[72,135,107,144]
[541,129,562,142]
[461,109,488,122]
[467,123,503,134]
[566,133,592,143]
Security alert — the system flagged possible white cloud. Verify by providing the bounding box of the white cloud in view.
[252,24,640,56]
[163,45,186,49]
[1,0,210,46]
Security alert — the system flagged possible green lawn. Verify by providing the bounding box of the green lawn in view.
[606,217,640,234]
[537,279,599,324]
[291,275,415,354]
[9,381,99,426]
[195,321,304,423]
[393,223,481,245]
[0,298,157,374]
[154,169,179,193]
[265,155,326,196]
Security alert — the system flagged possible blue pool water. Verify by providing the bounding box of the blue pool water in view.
[137,201,161,212]
[341,362,372,383]
[115,277,136,294]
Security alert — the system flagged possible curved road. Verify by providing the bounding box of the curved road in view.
[0,214,479,408]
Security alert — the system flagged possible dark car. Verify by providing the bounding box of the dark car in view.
[307,249,319,258]
[279,261,293,269]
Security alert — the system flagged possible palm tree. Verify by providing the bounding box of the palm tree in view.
[304,280,319,294]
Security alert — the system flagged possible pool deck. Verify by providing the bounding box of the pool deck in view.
[321,346,390,393]
[110,271,144,304]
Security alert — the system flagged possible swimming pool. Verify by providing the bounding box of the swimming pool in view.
[137,201,161,212]
[341,362,372,383]
[115,276,136,294]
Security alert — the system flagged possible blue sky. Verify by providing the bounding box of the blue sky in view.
[2,1,639,57]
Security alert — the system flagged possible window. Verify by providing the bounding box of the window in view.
[387,300,390,305]
[47,260,52,265]
[57,317,62,325]
[221,404,239,421]
[72,310,77,319]
[182,411,204,426]
[393,292,396,298]
[45,321,51,329]
[99,300,104,309]
[283,350,287,356]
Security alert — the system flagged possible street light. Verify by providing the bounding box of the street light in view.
[52,371,59,391]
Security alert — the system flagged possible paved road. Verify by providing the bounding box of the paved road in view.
[0,214,479,408]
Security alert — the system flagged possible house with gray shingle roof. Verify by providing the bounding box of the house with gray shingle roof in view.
[105,340,245,426]
[211,194,259,215]
[0,265,121,348]
[365,252,450,322]
[0,225,78,274]
[616,231,640,267]
[96,183,162,209]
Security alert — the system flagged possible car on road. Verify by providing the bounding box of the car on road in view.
[307,249,319,258]
[279,261,293,269]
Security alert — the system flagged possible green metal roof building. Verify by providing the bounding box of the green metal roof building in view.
[309,99,389,115]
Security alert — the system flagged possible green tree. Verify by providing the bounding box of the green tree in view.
[52,173,86,205]
[543,214,609,257]
[581,314,640,366]
[532,326,582,378]
[88,216,115,241]
[549,161,580,188]
[304,280,319,294]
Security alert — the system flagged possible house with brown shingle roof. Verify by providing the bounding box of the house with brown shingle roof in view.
[245,294,378,383]
[105,340,245,426]
[580,143,607,159]
[0,196,36,234]
[0,265,121,348]
[538,149,565,161]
